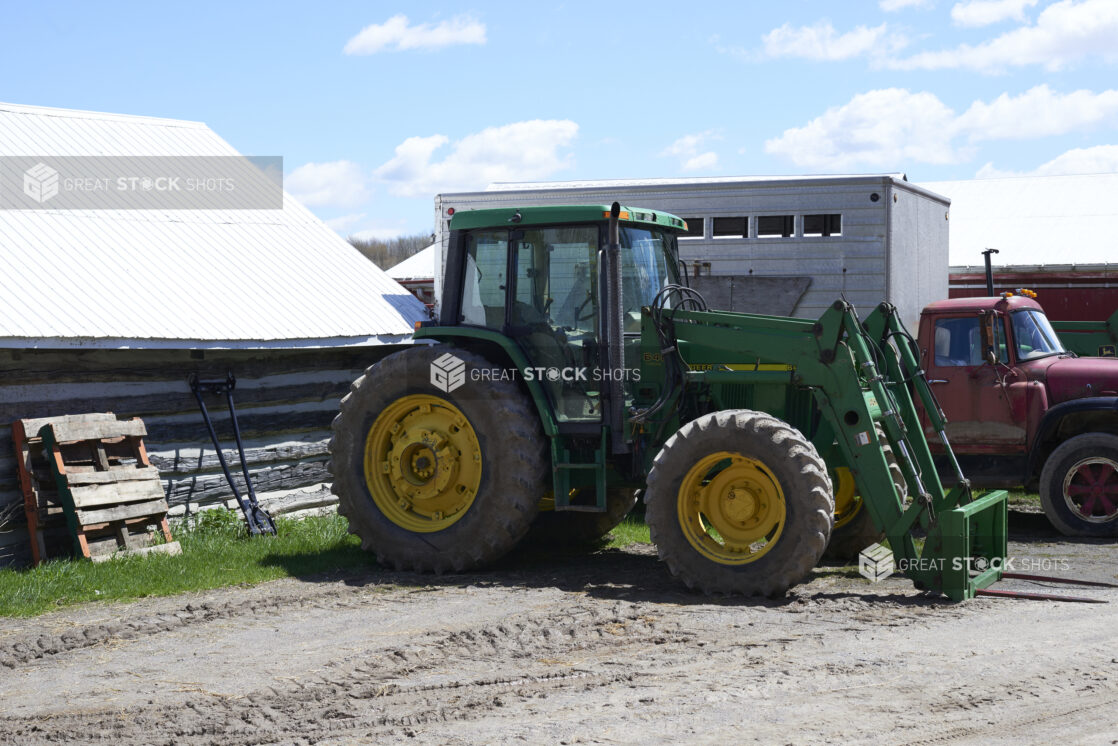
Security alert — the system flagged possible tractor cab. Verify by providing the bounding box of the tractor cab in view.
[436,206,687,425]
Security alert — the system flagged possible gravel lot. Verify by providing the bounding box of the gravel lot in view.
[1,513,1115,745]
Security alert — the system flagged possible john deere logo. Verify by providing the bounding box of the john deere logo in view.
[430,352,466,393]
[858,542,895,582]
[23,163,60,204]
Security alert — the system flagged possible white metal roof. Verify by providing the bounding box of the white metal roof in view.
[387,243,436,281]
[487,173,910,191]
[0,102,426,349]
[922,173,1118,268]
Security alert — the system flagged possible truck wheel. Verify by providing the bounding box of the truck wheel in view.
[1040,433,1118,537]
[530,489,639,546]
[644,410,833,596]
[329,346,547,572]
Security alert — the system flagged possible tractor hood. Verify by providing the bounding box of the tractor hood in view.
[1040,356,1118,402]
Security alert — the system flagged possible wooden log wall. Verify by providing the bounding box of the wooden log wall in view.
[0,345,405,566]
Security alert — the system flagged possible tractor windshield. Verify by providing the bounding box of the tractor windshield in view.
[1011,309,1065,360]
[620,226,679,332]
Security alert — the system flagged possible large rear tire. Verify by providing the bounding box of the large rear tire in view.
[329,346,547,572]
[644,410,833,596]
[1039,433,1118,537]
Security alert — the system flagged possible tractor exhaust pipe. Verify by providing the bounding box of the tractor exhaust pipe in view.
[982,248,999,296]
[604,202,628,454]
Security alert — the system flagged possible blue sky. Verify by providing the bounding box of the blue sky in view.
[3,0,1117,240]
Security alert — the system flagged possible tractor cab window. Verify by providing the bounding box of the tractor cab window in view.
[619,227,679,333]
[933,316,1004,367]
[461,230,508,328]
[1012,309,1065,360]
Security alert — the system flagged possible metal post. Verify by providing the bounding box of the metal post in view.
[982,248,999,295]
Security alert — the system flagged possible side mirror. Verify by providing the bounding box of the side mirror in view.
[980,310,998,365]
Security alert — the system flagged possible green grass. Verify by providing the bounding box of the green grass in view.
[1007,490,1042,510]
[606,514,651,547]
[0,510,370,617]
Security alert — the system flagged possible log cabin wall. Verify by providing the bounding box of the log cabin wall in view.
[0,345,406,566]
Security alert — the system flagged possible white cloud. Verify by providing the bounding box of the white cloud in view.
[761,21,905,61]
[765,89,965,169]
[765,86,1118,169]
[683,152,718,171]
[660,131,720,171]
[957,85,1118,141]
[977,145,1118,177]
[374,120,578,197]
[893,0,1118,72]
[880,0,932,11]
[285,160,369,208]
[951,0,1038,27]
[344,14,486,55]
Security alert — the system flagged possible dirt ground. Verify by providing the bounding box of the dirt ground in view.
[1,513,1116,745]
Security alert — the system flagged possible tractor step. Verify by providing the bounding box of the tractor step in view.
[549,430,609,512]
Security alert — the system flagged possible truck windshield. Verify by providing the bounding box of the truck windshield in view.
[620,226,679,332]
[1012,309,1065,360]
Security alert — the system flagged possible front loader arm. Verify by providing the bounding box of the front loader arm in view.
[664,301,1009,600]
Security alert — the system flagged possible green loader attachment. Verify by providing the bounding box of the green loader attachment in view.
[655,298,1008,601]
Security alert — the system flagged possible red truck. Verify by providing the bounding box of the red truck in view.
[917,293,1118,536]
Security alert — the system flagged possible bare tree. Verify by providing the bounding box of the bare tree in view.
[348,234,433,270]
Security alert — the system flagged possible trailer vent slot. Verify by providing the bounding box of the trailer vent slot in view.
[804,214,842,237]
[679,217,705,239]
[712,217,747,238]
[757,215,794,238]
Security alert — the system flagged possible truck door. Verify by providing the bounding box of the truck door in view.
[924,314,1026,453]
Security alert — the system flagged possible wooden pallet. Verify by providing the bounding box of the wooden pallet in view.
[13,413,181,564]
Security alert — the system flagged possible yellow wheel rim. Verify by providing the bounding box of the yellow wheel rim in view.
[832,467,863,529]
[677,451,786,565]
[363,394,482,533]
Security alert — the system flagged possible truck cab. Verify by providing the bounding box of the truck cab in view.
[918,294,1118,535]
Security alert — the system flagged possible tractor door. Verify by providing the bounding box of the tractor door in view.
[509,225,603,423]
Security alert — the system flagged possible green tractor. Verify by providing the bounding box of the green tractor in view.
[330,204,1009,600]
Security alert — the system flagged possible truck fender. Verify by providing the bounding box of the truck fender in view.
[1029,396,1118,473]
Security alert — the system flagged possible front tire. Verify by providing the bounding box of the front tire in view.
[644,410,833,596]
[329,346,547,572]
[1039,433,1118,537]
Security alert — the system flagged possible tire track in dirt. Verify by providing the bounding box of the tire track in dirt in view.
[0,582,387,669]
[0,599,692,744]
[902,681,1118,744]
